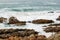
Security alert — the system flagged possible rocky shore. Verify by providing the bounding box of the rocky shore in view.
[0,29,47,40]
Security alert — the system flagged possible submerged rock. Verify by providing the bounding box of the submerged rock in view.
[8,16,26,25]
[32,19,54,24]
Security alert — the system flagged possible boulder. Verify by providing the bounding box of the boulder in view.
[56,16,60,20]
[8,16,26,25]
[32,19,54,24]
[0,17,7,23]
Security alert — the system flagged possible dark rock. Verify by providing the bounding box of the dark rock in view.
[32,19,54,24]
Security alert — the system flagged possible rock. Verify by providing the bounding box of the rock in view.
[44,27,60,32]
[56,16,60,20]
[0,17,7,23]
[37,35,47,40]
[48,32,60,40]
[15,22,26,26]
[48,23,60,26]
[0,29,38,38]
[32,19,54,24]
[0,29,47,40]
[8,36,14,40]
[8,16,26,25]
[28,34,36,40]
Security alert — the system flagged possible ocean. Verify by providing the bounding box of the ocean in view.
[0,0,60,37]
[0,0,60,12]
[0,4,60,12]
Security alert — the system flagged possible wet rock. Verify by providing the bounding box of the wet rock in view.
[15,22,26,26]
[8,16,26,25]
[0,17,7,23]
[32,19,54,24]
[44,27,60,32]
[48,23,60,26]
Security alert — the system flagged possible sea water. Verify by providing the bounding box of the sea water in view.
[0,0,60,37]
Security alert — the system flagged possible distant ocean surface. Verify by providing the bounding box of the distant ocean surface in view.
[0,4,60,12]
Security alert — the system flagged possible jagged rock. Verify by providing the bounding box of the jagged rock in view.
[56,16,60,20]
[8,16,26,25]
[32,19,54,24]
[0,17,7,23]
